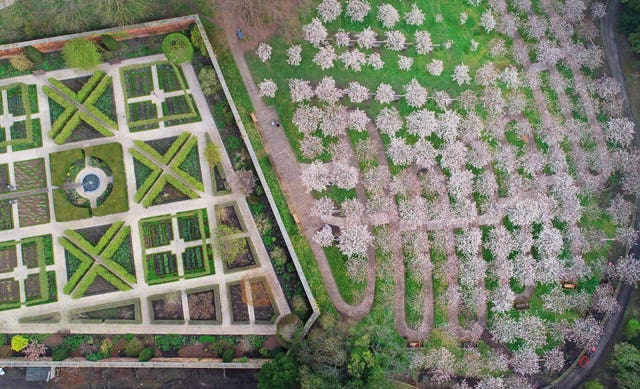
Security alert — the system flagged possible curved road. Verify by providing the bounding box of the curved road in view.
[548,0,638,387]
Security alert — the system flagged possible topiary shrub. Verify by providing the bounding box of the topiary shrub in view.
[222,347,234,362]
[62,38,101,70]
[24,46,43,64]
[101,34,119,51]
[162,33,194,64]
[138,347,155,362]
[52,348,70,361]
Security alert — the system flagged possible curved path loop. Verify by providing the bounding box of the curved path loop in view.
[218,15,375,321]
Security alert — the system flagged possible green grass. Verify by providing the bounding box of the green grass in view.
[324,245,366,305]
[86,142,129,216]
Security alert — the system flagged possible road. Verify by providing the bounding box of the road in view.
[548,2,638,387]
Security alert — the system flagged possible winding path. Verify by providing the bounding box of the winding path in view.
[217,13,376,321]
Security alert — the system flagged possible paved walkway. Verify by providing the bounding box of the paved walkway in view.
[0,54,290,334]
[219,18,375,320]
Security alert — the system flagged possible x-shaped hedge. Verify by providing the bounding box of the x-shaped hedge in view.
[43,71,117,144]
[60,221,135,299]
[131,132,204,206]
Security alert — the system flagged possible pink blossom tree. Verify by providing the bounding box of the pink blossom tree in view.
[289,79,315,103]
[376,107,403,137]
[301,161,331,191]
[356,27,377,49]
[543,347,566,372]
[349,109,370,132]
[286,45,302,66]
[385,30,406,51]
[256,43,272,62]
[415,31,434,54]
[313,45,336,70]
[426,58,444,76]
[316,0,342,23]
[303,18,328,47]
[405,4,425,26]
[339,49,367,71]
[315,76,343,104]
[375,83,396,104]
[258,79,277,98]
[313,224,334,247]
[453,63,471,85]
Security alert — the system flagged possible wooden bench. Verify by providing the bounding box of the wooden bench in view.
[249,112,257,124]
[561,282,576,289]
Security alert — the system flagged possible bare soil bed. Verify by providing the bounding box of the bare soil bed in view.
[187,289,217,321]
[152,295,184,321]
[228,283,249,322]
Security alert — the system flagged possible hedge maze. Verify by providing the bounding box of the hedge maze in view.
[61,221,135,299]
[43,70,117,144]
[131,132,203,206]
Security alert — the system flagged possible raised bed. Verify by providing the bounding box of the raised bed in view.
[17,193,50,227]
[13,158,46,191]
[186,285,221,323]
[0,244,17,273]
[228,283,249,323]
[250,279,277,323]
[215,203,244,231]
[141,218,173,248]
[149,293,184,322]
[0,201,14,231]
[123,66,153,98]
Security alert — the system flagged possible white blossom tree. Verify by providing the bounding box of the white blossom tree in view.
[301,161,331,191]
[375,83,396,104]
[320,104,349,137]
[303,18,328,47]
[453,63,471,86]
[345,0,371,22]
[310,197,336,218]
[564,316,603,349]
[316,0,342,23]
[356,27,377,49]
[609,255,640,286]
[376,107,403,136]
[300,135,324,159]
[338,224,373,257]
[313,45,336,70]
[293,104,322,134]
[543,348,565,372]
[349,109,370,132]
[591,2,607,19]
[501,66,521,89]
[256,43,272,62]
[511,347,540,376]
[475,61,498,87]
[388,137,417,166]
[398,55,414,70]
[378,3,400,28]
[605,117,635,147]
[334,29,350,47]
[385,30,406,51]
[592,283,619,316]
[460,12,468,24]
[480,10,497,33]
[427,59,444,76]
[339,49,367,71]
[415,31,434,54]
[332,161,359,189]
[289,79,314,103]
[313,224,334,246]
[407,109,437,138]
[368,52,385,70]
[405,4,425,26]
[346,82,370,104]
[404,78,428,108]
[607,194,635,226]
[258,79,277,98]
[286,45,302,66]
[434,90,452,109]
[315,76,343,104]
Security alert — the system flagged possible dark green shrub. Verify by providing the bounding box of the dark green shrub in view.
[154,334,185,351]
[222,347,234,362]
[139,347,155,362]
[85,351,109,361]
[52,348,70,361]
[101,34,119,51]
[198,335,217,345]
[190,25,207,56]
[24,46,43,64]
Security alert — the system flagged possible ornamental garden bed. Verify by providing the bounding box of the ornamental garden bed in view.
[17,193,50,227]
[0,278,20,310]
[0,201,13,231]
[13,158,46,190]
[0,164,9,192]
